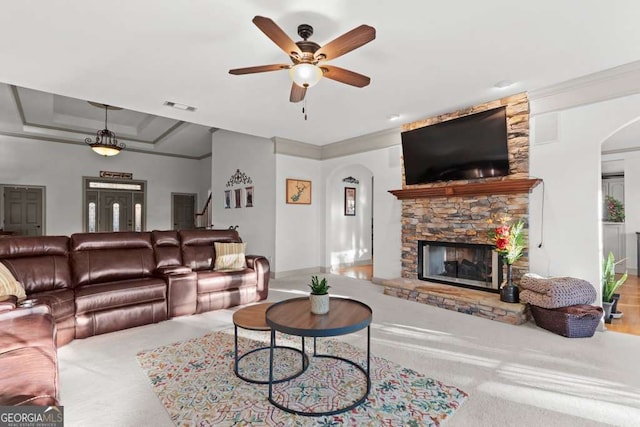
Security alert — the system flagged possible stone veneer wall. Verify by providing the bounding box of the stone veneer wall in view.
[401,93,531,283]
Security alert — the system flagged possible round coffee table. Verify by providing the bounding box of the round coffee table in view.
[233,302,308,384]
[265,297,372,417]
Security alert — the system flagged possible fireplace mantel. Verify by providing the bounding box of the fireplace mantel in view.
[388,178,542,200]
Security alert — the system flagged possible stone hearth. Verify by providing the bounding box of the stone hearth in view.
[383,278,530,325]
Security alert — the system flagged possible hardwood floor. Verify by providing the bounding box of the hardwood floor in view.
[333,264,373,281]
[606,273,640,335]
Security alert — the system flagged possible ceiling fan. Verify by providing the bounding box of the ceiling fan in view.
[229,16,376,103]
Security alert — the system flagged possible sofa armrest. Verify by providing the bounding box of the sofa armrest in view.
[245,255,270,300]
[0,295,17,313]
[155,265,193,275]
[156,271,197,317]
[0,303,51,321]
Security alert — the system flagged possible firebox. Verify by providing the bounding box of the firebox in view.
[418,241,502,292]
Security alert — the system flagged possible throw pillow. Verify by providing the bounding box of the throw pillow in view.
[214,242,247,271]
[0,262,26,301]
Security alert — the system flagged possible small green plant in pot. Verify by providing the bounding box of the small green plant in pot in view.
[602,252,627,320]
[309,275,330,314]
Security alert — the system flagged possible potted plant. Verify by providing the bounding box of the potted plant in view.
[602,251,627,321]
[309,275,330,315]
[488,215,525,303]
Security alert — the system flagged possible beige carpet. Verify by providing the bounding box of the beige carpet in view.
[58,274,640,426]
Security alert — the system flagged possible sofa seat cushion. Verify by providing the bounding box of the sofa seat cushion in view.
[30,289,75,321]
[75,278,166,315]
[196,269,257,294]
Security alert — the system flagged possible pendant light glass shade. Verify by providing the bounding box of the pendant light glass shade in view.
[289,63,323,88]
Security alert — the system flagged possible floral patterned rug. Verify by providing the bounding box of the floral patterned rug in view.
[136,330,468,426]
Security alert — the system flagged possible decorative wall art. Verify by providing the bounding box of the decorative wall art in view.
[245,186,254,207]
[342,176,360,185]
[286,179,311,204]
[344,187,356,216]
[226,169,253,187]
[234,189,242,208]
[224,190,231,209]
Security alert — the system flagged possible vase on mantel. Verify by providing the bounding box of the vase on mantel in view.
[500,263,520,303]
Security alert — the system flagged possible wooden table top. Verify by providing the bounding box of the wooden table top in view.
[266,297,372,337]
[232,302,274,331]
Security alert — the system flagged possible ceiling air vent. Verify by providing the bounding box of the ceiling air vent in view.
[163,101,197,112]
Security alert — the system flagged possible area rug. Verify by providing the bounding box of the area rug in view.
[137,330,467,426]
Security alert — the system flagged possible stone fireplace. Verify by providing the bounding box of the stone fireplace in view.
[384,93,541,325]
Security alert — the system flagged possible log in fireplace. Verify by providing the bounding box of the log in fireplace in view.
[418,241,502,293]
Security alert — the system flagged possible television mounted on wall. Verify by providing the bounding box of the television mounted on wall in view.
[401,107,509,185]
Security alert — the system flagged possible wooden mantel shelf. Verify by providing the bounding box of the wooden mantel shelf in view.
[388,178,542,200]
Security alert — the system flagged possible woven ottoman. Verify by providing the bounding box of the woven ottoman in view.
[530,304,603,338]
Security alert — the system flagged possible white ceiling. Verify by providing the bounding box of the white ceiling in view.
[1,1,640,148]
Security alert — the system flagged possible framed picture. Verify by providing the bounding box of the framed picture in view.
[245,186,254,207]
[224,190,231,209]
[286,179,311,204]
[344,187,356,216]
[234,189,242,208]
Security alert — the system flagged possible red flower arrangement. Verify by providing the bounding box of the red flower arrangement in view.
[487,215,525,265]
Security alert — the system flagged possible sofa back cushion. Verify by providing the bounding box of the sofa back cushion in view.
[71,232,155,287]
[179,229,242,271]
[0,236,72,293]
[152,231,182,268]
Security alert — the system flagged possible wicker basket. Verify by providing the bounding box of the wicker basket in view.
[530,304,603,338]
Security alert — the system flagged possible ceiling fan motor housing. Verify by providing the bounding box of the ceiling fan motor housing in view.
[297,24,313,40]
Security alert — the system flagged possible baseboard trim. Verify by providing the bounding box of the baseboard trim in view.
[371,277,386,285]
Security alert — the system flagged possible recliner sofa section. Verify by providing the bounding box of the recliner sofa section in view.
[0,236,75,346]
[70,232,168,339]
[178,229,269,313]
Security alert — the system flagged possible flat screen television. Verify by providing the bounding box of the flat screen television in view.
[401,107,509,185]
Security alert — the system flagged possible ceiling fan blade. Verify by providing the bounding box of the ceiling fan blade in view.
[252,16,302,58]
[321,65,371,88]
[290,83,306,103]
[315,25,376,61]
[229,64,290,75]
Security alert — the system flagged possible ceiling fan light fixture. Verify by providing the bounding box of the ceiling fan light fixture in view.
[289,63,322,88]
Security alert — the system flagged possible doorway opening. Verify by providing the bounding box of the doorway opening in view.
[172,193,197,230]
[1,185,45,236]
[83,177,146,232]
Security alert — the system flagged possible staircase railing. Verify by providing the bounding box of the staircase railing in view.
[195,193,212,229]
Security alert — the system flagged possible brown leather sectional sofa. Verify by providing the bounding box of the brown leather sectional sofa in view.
[0,228,269,406]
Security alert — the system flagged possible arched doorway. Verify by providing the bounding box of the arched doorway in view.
[325,164,374,280]
[600,116,640,335]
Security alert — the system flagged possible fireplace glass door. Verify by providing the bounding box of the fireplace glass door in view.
[419,241,501,292]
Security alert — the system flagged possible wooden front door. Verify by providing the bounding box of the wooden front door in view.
[2,187,44,236]
[99,191,132,232]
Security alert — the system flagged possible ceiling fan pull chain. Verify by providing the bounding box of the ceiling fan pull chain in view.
[303,97,308,121]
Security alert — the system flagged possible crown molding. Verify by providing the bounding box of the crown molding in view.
[321,127,401,159]
[0,131,210,160]
[273,137,322,160]
[529,60,640,116]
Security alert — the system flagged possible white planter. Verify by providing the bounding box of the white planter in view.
[309,294,330,315]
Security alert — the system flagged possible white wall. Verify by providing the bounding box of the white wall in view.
[0,135,208,235]
[211,130,276,264]
[325,164,373,268]
[322,143,403,281]
[274,154,323,274]
[529,93,640,301]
